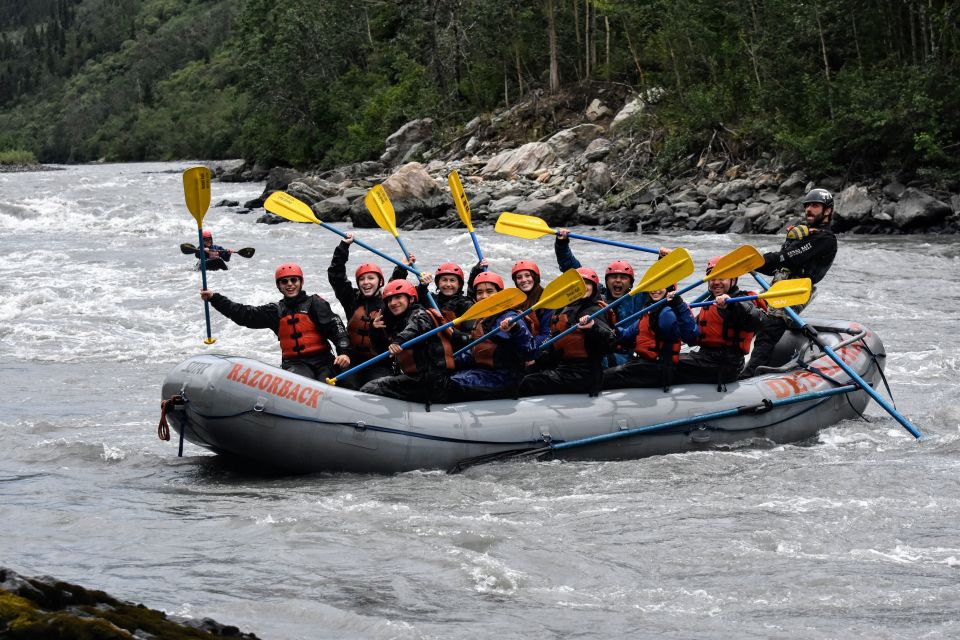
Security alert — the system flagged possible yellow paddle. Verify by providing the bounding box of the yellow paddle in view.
[183,166,215,344]
[448,170,485,262]
[689,278,812,309]
[364,184,441,312]
[540,249,695,350]
[495,211,660,255]
[326,287,527,386]
[263,192,424,278]
[453,268,586,356]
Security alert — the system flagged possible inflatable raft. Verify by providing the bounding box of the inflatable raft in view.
[159,318,885,474]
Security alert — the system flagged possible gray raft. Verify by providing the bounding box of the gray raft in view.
[160,318,884,474]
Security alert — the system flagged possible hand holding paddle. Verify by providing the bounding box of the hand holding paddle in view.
[448,170,485,264]
[263,192,423,278]
[182,167,216,344]
[539,249,696,351]
[180,243,256,258]
[453,269,586,357]
[614,245,766,329]
[495,212,660,255]
[326,287,527,386]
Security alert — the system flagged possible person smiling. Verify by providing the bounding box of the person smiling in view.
[201,263,351,381]
[327,234,392,388]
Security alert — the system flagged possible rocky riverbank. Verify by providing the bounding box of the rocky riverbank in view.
[0,567,258,639]
[213,88,957,236]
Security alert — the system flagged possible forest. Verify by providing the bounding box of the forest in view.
[0,0,958,183]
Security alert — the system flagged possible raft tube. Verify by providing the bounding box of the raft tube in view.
[160,318,884,474]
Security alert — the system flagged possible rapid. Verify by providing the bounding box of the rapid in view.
[1,162,958,639]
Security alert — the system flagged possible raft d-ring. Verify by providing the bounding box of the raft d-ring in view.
[355,420,366,431]
[253,396,267,412]
[691,426,711,443]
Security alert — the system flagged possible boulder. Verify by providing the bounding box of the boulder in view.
[547,124,605,158]
[312,196,351,222]
[481,142,558,178]
[778,171,807,196]
[380,118,434,166]
[894,188,953,229]
[727,216,753,234]
[582,138,612,162]
[708,178,754,204]
[882,181,907,200]
[581,162,613,197]
[610,96,645,131]
[349,162,448,229]
[834,185,876,229]
[515,188,580,226]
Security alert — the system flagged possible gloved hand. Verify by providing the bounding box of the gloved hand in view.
[786,224,810,241]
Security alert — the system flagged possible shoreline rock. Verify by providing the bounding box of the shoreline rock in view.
[1,566,259,639]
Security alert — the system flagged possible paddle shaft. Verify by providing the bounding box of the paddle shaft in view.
[614,279,705,329]
[468,231,485,263]
[196,228,214,341]
[333,318,456,384]
[689,293,763,308]
[318,222,420,277]
[750,272,922,439]
[563,230,660,255]
[548,384,860,452]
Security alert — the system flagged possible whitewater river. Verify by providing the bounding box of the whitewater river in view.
[2,162,958,639]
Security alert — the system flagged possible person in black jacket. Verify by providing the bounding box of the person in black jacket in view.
[200,263,350,381]
[327,235,391,388]
[359,279,456,407]
[519,268,617,397]
[741,188,838,377]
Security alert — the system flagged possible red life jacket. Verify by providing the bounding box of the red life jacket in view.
[395,308,456,375]
[550,301,612,362]
[278,298,330,359]
[634,308,681,364]
[696,292,766,355]
[346,304,381,360]
[469,316,506,370]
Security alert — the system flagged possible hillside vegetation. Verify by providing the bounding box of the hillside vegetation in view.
[1,0,958,183]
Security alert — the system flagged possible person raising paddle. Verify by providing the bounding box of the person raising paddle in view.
[200,263,351,381]
[741,188,838,378]
[510,259,554,353]
[190,229,231,271]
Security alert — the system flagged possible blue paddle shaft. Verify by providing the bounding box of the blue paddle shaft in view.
[392,235,442,313]
[336,319,455,383]
[614,279,706,329]
[318,222,419,276]
[550,385,859,451]
[689,293,759,308]
[750,272,922,439]
[469,232,485,263]
[197,228,214,341]
[563,231,659,255]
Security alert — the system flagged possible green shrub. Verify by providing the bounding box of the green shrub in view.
[0,149,38,165]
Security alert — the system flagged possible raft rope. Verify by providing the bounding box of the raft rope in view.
[157,394,184,441]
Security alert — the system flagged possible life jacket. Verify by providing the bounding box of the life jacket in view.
[395,308,456,375]
[469,314,524,370]
[696,292,766,355]
[346,302,381,360]
[634,306,681,364]
[550,301,612,362]
[278,297,330,359]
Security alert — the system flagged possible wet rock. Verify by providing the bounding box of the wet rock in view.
[214,199,239,207]
[894,188,953,229]
[313,196,351,221]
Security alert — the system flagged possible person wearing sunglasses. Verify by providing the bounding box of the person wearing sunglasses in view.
[201,263,351,381]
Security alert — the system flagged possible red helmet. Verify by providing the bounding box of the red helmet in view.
[355,263,384,285]
[473,271,504,291]
[202,230,213,240]
[706,256,722,274]
[275,263,303,281]
[576,267,600,291]
[382,279,418,302]
[511,260,541,282]
[435,262,464,284]
[605,260,634,280]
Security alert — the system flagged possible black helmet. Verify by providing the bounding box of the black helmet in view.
[802,188,833,209]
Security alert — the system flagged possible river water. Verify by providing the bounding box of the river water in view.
[1,162,958,639]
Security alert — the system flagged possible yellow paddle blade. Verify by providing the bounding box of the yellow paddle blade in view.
[760,278,812,308]
[365,184,398,237]
[494,212,556,239]
[182,167,211,227]
[629,248,694,294]
[448,171,475,232]
[705,245,764,281]
[264,191,320,224]
[455,288,527,324]
[532,269,586,310]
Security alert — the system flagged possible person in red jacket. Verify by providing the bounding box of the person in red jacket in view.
[201,263,350,381]
[674,257,766,389]
[360,279,456,407]
[511,259,554,353]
